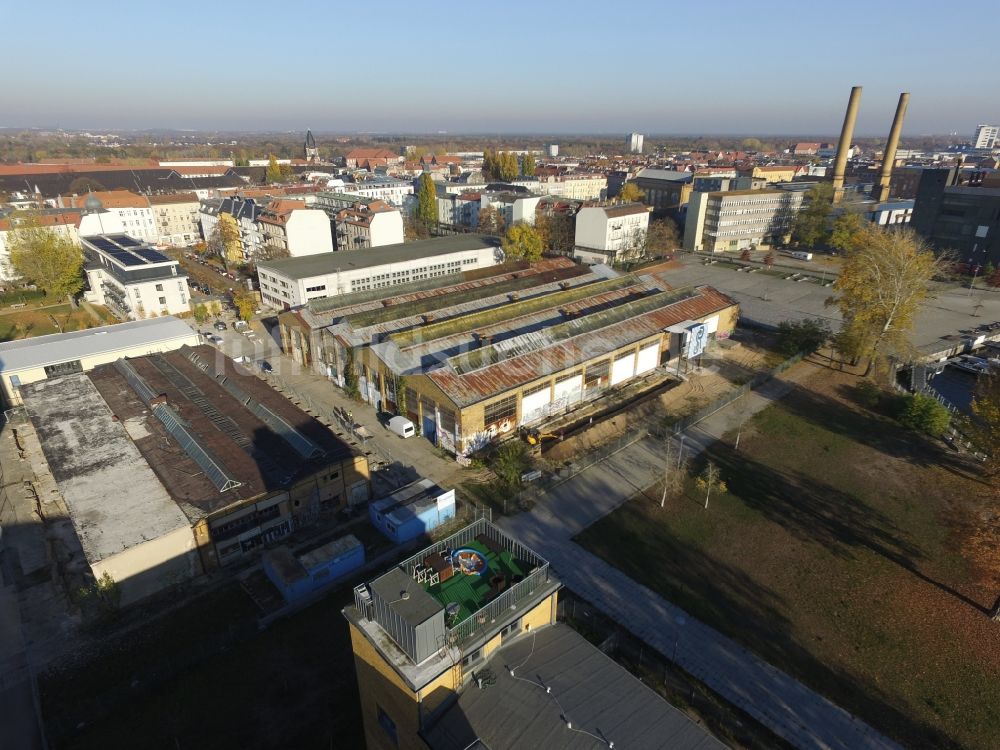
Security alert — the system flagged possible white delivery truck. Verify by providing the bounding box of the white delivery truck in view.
[790,251,813,261]
[388,416,416,438]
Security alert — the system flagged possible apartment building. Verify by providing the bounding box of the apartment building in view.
[333,200,404,250]
[340,178,414,207]
[199,196,265,261]
[258,200,334,258]
[0,210,81,282]
[632,168,693,216]
[974,124,999,150]
[82,234,191,319]
[684,188,805,252]
[573,203,650,264]
[58,190,158,243]
[148,192,201,246]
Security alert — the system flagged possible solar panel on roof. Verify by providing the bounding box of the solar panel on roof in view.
[114,236,142,247]
[109,251,145,267]
[89,237,119,253]
[135,248,170,263]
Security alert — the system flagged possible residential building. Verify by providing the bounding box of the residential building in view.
[573,203,650,264]
[345,520,727,750]
[793,142,824,155]
[344,149,402,170]
[480,191,541,227]
[82,234,191,320]
[57,190,158,242]
[18,345,368,604]
[435,191,481,227]
[277,257,738,454]
[257,234,502,308]
[340,178,414,207]
[0,210,81,282]
[684,188,805,252]
[523,173,607,201]
[627,132,644,153]
[334,200,404,250]
[745,165,802,183]
[258,200,334,258]
[199,196,264,261]
[632,168,694,216]
[0,316,199,405]
[912,168,1000,264]
[974,124,999,150]
[148,192,201,247]
[545,143,559,157]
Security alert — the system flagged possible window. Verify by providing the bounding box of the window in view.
[500,618,521,642]
[461,647,483,668]
[158,296,167,305]
[484,395,517,426]
[155,283,164,291]
[376,705,398,747]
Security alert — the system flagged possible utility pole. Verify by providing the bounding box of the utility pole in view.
[660,439,676,509]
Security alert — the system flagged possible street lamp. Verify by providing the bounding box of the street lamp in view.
[672,614,687,661]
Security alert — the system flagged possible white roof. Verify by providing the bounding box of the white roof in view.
[0,316,195,373]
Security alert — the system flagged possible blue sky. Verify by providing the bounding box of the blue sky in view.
[5,0,996,136]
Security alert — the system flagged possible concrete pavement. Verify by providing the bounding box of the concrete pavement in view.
[501,359,903,750]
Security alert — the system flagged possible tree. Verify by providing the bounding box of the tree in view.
[791,182,834,248]
[740,248,752,261]
[764,252,775,268]
[897,393,950,437]
[659,438,689,508]
[497,151,519,182]
[265,154,283,183]
[775,318,830,356]
[491,440,530,488]
[343,346,360,400]
[741,138,762,151]
[828,210,866,255]
[617,228,648,267]
[830,226,942,376]
[521,152,536,177]
[967,370,1000,474]
[68,176,105,194]
[208,214,242,264]
[535,212,575,255]
[7,220,84,298]
[617,183,645,204]
[193,304,209,324]
[502,224,544,262]
[232,290,255,322]
[477,206,505,236]
[416,173,437,226]
[645,217,679,257]
[696,461,727,509]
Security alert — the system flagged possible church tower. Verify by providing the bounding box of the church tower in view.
[304,129,318,163]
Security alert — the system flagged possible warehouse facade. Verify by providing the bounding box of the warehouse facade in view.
[278,258,737,455]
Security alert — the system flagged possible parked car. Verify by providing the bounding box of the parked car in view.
[258,360,273,373]
[213,320,227,331]
[207,334,223,345]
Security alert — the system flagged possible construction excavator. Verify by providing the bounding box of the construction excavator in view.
[520,427,563,446]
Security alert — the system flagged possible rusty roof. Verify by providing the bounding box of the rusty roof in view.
[426,286,736,407]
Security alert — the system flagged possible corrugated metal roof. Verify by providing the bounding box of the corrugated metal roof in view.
[0,316,196,373]
[427,286,736,407]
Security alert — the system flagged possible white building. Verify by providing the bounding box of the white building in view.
[339,178,414,207]
[436,192,481,227]
[628,133,644,154]
[573,203,650,264]
[0,210,81,283]
[148,192,202,247]
[333,201,404,250]
[480,192,541,227]
[258,200,334,258]
[684,189,805,253]
[974,124,999,149]
[546,144,559,158]
[82,234,191,320]
[0,316,199,405]
[257,234,502,309]
[57,191,158,243]
[517,174,607,201]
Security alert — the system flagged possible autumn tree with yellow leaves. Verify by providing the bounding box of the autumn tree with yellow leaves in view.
[829,226,943,376]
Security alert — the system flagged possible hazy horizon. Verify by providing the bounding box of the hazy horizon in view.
[7,0,998,138]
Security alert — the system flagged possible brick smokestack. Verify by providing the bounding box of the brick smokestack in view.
[832,86,863,203]
[874,92,909,204]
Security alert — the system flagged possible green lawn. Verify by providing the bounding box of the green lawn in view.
[424,540,531,624]
[576,370,1000,750]
[0,303,106,341]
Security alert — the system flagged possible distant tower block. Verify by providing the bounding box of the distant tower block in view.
[546,144,559,158]
[627,133,644,154]
[305,129,318,163]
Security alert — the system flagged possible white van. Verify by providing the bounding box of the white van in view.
[790,251,813,261]
[388,416,416,438]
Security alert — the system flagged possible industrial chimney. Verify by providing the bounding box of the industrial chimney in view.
[873,92,910,204]
[831,86,863,203]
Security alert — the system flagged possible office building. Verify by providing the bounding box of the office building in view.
[684,189,805,253]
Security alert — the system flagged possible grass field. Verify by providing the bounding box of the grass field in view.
[576,367,1000,750]
[0,303,108,340]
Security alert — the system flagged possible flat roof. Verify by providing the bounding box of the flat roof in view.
[298,533,362,572]
[370,478,451,527]
[423,624,727,750]
[258,234,501,281]
[20,374,190,564]
[370,566,442,627]
[0,316,195,374]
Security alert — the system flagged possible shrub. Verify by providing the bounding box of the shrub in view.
[897,393,950,437]
[490,440,530,488]
[853,380,882,409]
[776,318,830,356]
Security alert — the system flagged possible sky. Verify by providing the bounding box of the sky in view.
[5,0,997,137]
